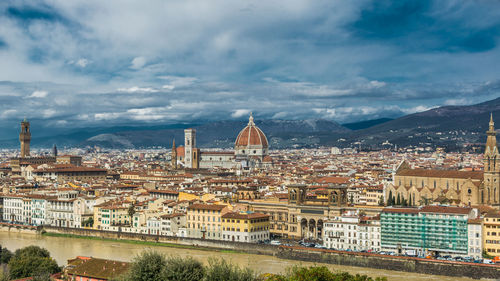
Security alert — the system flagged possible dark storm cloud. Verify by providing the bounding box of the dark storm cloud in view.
[0,0,499,137]
[349,0,500,53]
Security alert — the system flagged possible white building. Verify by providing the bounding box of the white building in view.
[467,218,482,259]
[159,213,186,236]
[323,210,381,252]
[2,195,24,223]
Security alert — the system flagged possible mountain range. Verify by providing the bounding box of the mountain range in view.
[1,97,499,151]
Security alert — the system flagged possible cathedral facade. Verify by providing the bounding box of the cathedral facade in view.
[174,114,273,170]
[386,114,500,207]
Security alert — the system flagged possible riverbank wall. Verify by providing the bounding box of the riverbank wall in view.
[277,246,500,280]
[42,226,277,256]
[0,223,38,234]
[11,225,499,280]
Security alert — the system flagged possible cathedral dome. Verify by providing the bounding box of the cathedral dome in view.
[235,114,268,148]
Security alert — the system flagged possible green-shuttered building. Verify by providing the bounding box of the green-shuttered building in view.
[381,205,474,256]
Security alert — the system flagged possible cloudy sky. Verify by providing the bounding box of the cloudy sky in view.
[0,0,500,136]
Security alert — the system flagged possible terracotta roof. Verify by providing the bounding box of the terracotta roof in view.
[235,123,268,148]
[382,207,420,214]
[66,257,129,280]
[187,203,227,211]
[397,169,483,180]
[222,212,269,220]
[420,205,471,215]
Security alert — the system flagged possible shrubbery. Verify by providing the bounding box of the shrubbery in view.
[116,251,387,281]
[7,246,60,280]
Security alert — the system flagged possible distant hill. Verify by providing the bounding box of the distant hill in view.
[342,118,393,130]
[81,119,351,149]
[2,97,499,151]
[340,97,500,150]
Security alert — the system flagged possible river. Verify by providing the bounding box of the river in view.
[0,232,483,281]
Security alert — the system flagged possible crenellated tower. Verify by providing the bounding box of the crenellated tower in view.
[19,119,31,158]
[484,113,500,205]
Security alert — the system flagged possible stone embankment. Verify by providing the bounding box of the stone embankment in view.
[3,224,499,279]
[277,246,500,280]
[0,222,38,234]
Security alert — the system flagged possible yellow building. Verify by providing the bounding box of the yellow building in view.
[221,212,270,243]
[483,212,500,257]
[94,202,131,230]
[186,203,229,239]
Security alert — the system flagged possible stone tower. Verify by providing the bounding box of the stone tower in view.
[19,119,31,158]
[171,139,177,169]
[184,129,198,169]
[52,144,58,157]
[484,113,500,205]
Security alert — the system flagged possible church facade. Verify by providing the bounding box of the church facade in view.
[386,114,500,207]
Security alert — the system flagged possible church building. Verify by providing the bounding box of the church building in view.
[386,114,500,208]
[173,114,273,170]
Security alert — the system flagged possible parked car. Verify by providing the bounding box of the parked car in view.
[270,240,281,246]
[483,259,494,264]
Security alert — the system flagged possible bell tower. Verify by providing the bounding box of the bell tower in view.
[184,129,197,169]
[19,119,31,158]
[484,113,500,205]
[171,139,177,169]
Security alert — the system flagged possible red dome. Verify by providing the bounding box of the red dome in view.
[235,115,268,148]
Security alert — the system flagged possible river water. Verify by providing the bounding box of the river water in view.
[0,232,483,281]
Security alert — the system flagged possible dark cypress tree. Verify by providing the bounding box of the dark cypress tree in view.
[387,191,393,205]
[396,193,401,205]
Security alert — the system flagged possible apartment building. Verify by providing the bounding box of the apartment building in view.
[221,212,270,243]
[483,212,500,257]
[186,203,229,239]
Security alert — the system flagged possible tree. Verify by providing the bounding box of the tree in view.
[378,196,385,206]
[163,256,204,281]
[8,246,60,280]
[0,246,12,264]
[128,205,136,226]
[396,193,401,205]
[82,217,94,227]
[419,196,431,206]
[387,191,393,206]
[266,265,388,281]
[120,250,167,281]
[408,194,412,207]
[204,258,257,281]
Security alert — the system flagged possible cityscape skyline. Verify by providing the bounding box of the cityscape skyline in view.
[0,1,499,130]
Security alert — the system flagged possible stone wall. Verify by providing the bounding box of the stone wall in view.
[0,223,38,234]
[42,226,277,256]
[277,246,500,280]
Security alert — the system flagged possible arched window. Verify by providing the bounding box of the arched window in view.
[433,181,436,188]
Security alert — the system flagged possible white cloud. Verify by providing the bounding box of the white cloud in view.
[76,58,89,68]
[43,109,57,118]
[162,84,175,91]
[130,56,146,69]
[1,109,17,119]
[29,90,48,98]
[401,105,436,114]
[231,109,251,118]
[117,86,159,93]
